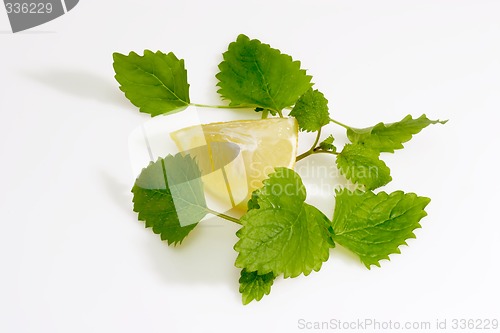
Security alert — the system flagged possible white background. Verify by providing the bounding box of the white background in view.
[1,1,499,332]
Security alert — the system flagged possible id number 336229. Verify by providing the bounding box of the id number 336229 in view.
[5,2,53,14]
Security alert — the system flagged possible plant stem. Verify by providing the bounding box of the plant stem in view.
[261,109,269,119]
[312,128,322,149]
[206,208,242,225]
[191,103,252,109]
[330,118,351,130]
[296,149,339,161]
[295,150,312,162]
[314,150,339,156]
[295,129,321,162]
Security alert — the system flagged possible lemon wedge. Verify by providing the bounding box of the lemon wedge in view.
[170,117,298,211]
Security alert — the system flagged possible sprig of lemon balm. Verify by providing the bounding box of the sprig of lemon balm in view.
[113,34,447,305]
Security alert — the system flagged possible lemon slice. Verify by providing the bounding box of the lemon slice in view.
[170,117,298,211]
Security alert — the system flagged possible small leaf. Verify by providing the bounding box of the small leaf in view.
[336,144,392,190]
[318,135,336,153]
[216,34,313,112]
[235,168,332,279]
[239,269,275,305]
[113,50,190,116]
[332,188,431,268]
[290,89,330,132]
[132,154,207,245]
[347,114,447,153]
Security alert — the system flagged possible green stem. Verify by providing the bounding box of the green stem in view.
[312,128,322,149]
[314,149,339,156]
[191,103,252,109]
[276,109,284,118]
[296,129,322,162]
[206,208,241,225]
[297,149,339,161]
[330,118,351,130]
[261,109,269,119]
[296,150,312,162]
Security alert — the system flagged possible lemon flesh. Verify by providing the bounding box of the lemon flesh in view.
[170,117,298,211]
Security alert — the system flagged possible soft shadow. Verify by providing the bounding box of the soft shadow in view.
[22,69,131,108]
[143,222,242,286]
[100,170,242,286]
[99,170,133,212]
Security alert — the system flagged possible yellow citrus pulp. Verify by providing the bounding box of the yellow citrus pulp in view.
[170,117,298,212]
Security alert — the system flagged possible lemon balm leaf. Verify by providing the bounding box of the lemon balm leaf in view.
[236,204,332,278]
[113,50,190,116]
[216,34,313,111]
[290,89,330,132]
[347,114,447,153]
[318,135,336,153]
[132,154,207,245]
[247,166,306,210]
[239,269,275,305]
[332,189,431,268]
[336,144,392,190]
[235,168,332,279]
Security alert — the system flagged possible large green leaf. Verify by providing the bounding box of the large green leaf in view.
[216,34,312,112]
[347,114,447,153]
[235,168,332,279]
[332,189,430,268]
[132,154,207,245]
[113,50,190,116]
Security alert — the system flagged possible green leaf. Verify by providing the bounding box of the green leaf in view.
[216,34,313,112]
[336,144,392,190]
[289,89,330,132]
[347,114,447,153]
[132,154,207,245]
[318,135,336,153]
[239,269,275,305]
[332,189,430,268]
[235,168,332,278]
[113,50,190,116]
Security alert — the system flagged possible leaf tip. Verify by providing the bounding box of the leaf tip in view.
[112,52,124,62]
[237,33,250,41]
